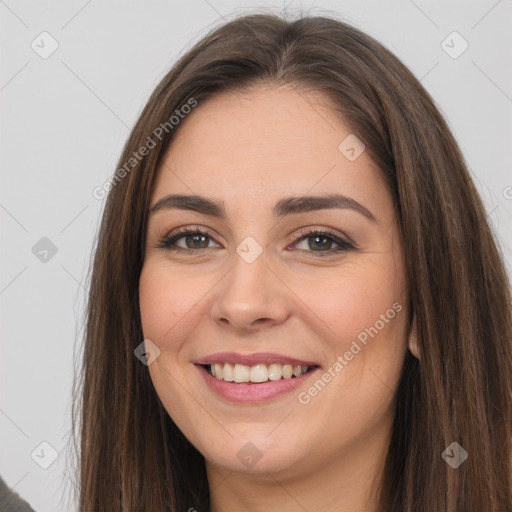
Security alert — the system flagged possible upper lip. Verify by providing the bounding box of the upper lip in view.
[192,352,320,368]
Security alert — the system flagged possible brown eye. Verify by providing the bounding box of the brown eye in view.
[292,229,356,255]
[154,228,220,252]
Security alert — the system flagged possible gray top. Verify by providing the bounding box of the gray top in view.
[0,476,36,512]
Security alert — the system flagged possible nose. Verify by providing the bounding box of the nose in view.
[210,249,290,332]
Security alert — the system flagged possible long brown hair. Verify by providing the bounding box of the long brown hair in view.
[69,11,512,511]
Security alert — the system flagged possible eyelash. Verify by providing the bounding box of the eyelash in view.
[154,226,356,256]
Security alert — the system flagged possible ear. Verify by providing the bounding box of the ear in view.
[408,315,420,360]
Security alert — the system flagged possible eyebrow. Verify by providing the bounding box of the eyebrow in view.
[149,193,377,222]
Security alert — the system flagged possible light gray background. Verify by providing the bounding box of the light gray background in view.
[1,1,511,510]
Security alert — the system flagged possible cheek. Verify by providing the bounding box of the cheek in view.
[296,258,405,346]
[139,270,172,342]
[139,265,203,436]
[296,265,407,452]
[297,256,408,415]
[138,264,211,342]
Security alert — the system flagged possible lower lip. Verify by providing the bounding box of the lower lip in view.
[195,364,321,403]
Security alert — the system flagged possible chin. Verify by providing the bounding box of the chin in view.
[207,448,300,475]
[198,428,305,475]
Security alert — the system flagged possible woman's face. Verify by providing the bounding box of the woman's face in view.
[139,84,410,478]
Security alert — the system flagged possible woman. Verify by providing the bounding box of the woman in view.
[71,12,512,512]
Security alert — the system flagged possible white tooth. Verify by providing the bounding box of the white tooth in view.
[233,363,250,383]
[213,363,223,380]
[210,364,216,377]
[215,362,308,382]
[282,364,293,379]
[223,363,234,382]
[250,364,268,383]
[268,363,282,380]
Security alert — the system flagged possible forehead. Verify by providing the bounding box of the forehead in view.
[150,84,389,216]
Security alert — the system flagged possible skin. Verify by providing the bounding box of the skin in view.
[139,84,416,512]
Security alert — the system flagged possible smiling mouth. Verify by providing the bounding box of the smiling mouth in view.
[200,362,319,384]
